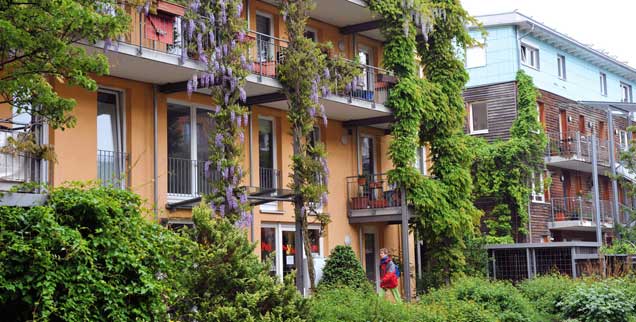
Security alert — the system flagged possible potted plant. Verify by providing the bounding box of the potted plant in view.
[357,175,367,186]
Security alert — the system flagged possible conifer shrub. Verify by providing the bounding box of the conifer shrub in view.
[318,245,372,292]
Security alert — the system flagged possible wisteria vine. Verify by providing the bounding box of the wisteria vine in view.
[182,0,252,226]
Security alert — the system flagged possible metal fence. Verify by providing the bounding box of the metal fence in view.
[168,157,218,196]
[550,197,613,225]
[545,131,612,166]
[259,167,280,190]
[346,173,402,210]
[97,150,128,188]
[0,129,42,191]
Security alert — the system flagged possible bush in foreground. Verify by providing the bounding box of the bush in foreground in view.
[318,245,372,292]
[518,274,576,320]
[557,280,635,322]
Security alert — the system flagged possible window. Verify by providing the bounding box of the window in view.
[304,27,317,42]
[465,43,486,68]
[620,82,633,103]
[97,90,126,188]
[599,72,608,96]
[469,102,488,134]
[531,172,545,203]
[260,224,323,280]
[256,13,273,62]
[619,130,629,151]
[360,135,376,176]
[557,54,566,80]
[520,43,540,69]
[358,45,374,92]
[414,146,427,175]
[167,103,215,196]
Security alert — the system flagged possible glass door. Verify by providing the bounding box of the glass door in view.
[167,103,192,195]
[97,90,125,187]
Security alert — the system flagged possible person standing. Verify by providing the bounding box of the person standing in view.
[378,248,402,304]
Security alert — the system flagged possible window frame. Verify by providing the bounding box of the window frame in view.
[257,115,280,213]
[619,130,629,151]
[166,99,215,199]
[520,42,540,70]
[620,82,633,103]
[97,87,127,189]
[465,40,486,69]
[557,54,566,80]
[531,171,546,203]
[415,146,427,175]
[260,223,324,281]
[468,101,489,134]
[304,26,318,42]
[600,72,608,96]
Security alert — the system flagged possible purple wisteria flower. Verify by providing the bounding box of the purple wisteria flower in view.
[215,133,224,147]
[204,160,212,178]
[324,67,331,80]
[219,204,225,217]
[188,19,196,39]
[209,200,216,212]
[238,131,244,143]
[239,87,246,103]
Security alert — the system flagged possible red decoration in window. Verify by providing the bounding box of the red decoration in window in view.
[145,14,174,44]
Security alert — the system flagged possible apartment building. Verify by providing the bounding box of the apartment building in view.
[0,0,426,297]
[465,12,636,279]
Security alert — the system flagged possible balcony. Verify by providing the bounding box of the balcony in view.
[167,157,216,199]
[346,173,411,224]
[545,131,614,172]
[0,129,45,206]
[97,150,129,188]
[549,197,614,231]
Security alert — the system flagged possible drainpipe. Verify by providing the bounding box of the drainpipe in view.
[249,105,255,242]
[245,0,250,29]
[153,85,159,221]
[607,107,620,227]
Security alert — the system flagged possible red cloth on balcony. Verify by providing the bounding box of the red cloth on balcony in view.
[145,14,174,44]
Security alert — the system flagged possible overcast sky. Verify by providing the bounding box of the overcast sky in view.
[460,0,636,68]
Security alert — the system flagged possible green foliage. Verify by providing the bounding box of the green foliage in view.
[369,0,482,284]
[557,281,636,322]
[318,245,372,292]
[277,0,360,289]
[616,125,636,245]
[172,205,308,321]
[0,183,190,321]
[602,241,636,255]
[0,0,129,129]
[422,276,542,322]
[518,274,577,320]
[471,70,548,242]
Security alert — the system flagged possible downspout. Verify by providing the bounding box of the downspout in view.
[245,0,250,29]
[249,105,255,242]
[153,84,159,221]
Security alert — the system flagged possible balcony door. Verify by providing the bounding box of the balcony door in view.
[167,103,214,198]
[360,134,376,177]
[358,45,374,93]
[97,89,126,188]
[260,223,323,281]
[258,117,278,211]
[363,227,379,291]
[256,12,274,62]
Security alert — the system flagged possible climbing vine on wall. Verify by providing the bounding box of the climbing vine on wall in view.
[369,0,482,283]
[278,0,360,290]
[183,0,252,225]
[471,70,548,244]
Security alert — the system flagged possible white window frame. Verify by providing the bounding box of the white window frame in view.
[520,42,540,70]
[619,130,629,151]
[557,54,566,80]
[620,82,633,103]
[600,72,608,96]
[415,146,427,175]
[97,87,127,189]
[465,40,486,69]
[258,115,280,213]
[304,26,318,42]
[531,171,545,203]
[468,102,489,134]
[166,99,214,201]
[261,223,324,281]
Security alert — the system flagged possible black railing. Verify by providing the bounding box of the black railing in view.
[346,173,401,211]
[97,150,128,188]
[168,157,218,196]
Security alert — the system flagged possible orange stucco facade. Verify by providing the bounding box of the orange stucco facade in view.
[7,0,419,298]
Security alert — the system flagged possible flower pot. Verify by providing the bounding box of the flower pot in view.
[357,177,367,185]
[351,196,368,209]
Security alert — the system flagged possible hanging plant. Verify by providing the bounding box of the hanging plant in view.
[182,0,252,226]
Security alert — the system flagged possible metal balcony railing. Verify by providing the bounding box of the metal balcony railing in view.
[0,129,43,191]
[550,197,613,225]
[167,157,218,196]
[97,150,129,188]
[259,167,281,190]
[346,173,402,211]
[545,131,614,166]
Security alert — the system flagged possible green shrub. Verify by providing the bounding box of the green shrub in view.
[421,276,541,322]
[558,281,635,322]
[0,183,192,321]
[318,245,372,292]
[518,274,576,320]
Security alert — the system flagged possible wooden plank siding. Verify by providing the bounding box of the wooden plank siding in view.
[463,81,518,141]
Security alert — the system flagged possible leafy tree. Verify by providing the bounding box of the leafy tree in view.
[277,0,359,291]
[0,183,191,321]
[368,0,482,284]
[471,70,548,243]
[318,245,372,292]
[172,205,308,322]
[0,0,130,131]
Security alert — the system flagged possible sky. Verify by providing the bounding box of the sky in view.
[460,0,636,68]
